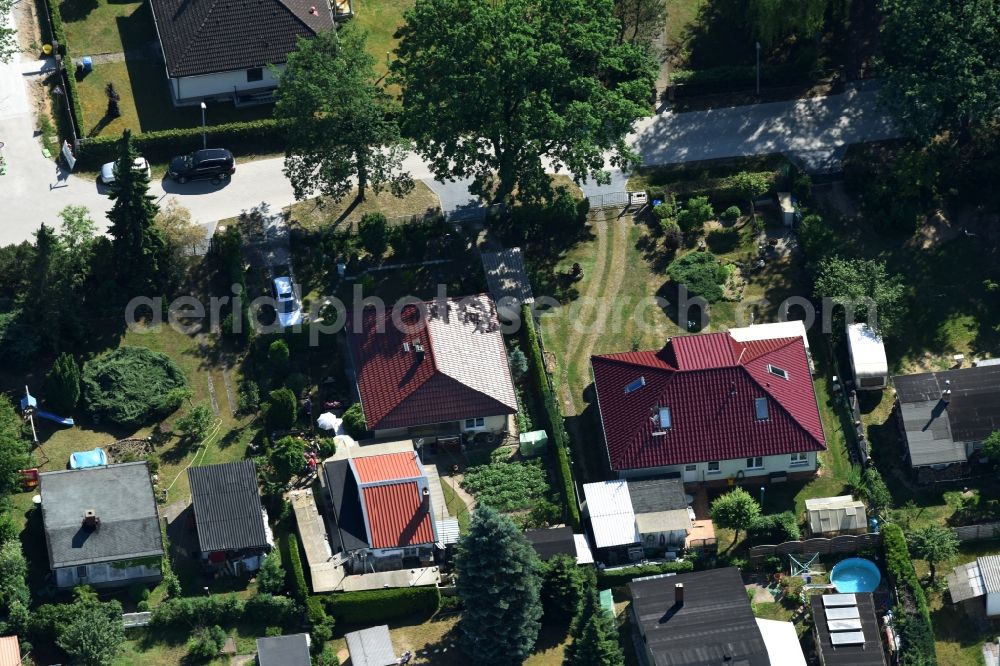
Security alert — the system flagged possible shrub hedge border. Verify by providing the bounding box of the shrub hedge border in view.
[322,587,440,624]
[883,523,937,665]
[521,304,581,530]
[41,0,85,141]
[285,532,309,602]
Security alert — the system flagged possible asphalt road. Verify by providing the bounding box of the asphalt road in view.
[0,15,899,246]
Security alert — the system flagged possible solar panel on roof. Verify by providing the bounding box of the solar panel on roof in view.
[830,631,865,646]
[827,618,863,631]
[822,594,857,607]
[825,606,861,620]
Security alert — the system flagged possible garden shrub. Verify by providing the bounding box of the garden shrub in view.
[238,379,260,414]
[256,555,286,595]
[722,205,741,221]
[244,594,299,625]
[461,460,550,512]
[323,587,440,624]
[284,533,309,601]
[883,524,937,666]
[667,252,727,303]
[747,512,801,543]
[268,339,290,369]
[269,436,305,483]
[82,347,188,427]
[266,388,297,431]
[358,213,389,259]
[45,352,80,414]
[151,594,245,629]
[285,372,309,397]
[661,220,682,250]
[596,560,695,588]
[676,196,714,233]
[705,228,740,253]
[341,402,367,439]
[522,305,580,529]
[188,625,226,661]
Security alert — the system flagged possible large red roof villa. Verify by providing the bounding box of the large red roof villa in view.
[591,331,826,482]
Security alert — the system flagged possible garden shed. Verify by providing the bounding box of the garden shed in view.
[806,496,868,536]
[518,429,548,457]
[847,323,888,390]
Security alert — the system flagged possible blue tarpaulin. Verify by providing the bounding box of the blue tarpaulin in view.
[69,448,107,469]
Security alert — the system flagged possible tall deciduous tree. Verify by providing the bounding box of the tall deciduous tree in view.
[879,0,1000,142]
[813,256,906,338]
[106,130,165,298]
[56,599,126,666]
[614,0,666,48]
[908,524,959,582]
[276,24,412,203]
[45,352,81,414]
[563,579,625,666]
[456,506,543,662]
[710,487,761,548]
[392,0,656,204]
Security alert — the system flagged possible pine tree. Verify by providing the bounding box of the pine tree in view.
[456,506,543,663]
[45,352,81,414]
[106,130,165,298]
[563,582,624,666]
[541,554,587,621]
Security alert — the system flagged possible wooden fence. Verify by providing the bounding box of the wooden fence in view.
[748,532,883,560]
[953,522,1000,542]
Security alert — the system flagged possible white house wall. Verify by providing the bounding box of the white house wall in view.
[619,451,817,482]
[54,561,162,588]
[988,592,1000,617]
[169,65,284,106]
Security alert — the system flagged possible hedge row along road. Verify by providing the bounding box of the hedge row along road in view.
[1,46,899,244]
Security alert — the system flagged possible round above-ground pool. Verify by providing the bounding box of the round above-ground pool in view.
[830,557,882,593]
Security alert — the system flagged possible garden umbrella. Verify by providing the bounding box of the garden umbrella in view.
[317,412,341,431]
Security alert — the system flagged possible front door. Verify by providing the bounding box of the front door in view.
[683,464,698,483]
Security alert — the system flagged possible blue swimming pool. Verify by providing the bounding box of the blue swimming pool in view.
[830,557,881,593]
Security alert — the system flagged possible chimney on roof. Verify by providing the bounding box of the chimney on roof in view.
[422,487,430,512]
[83,509,100,531]
[943,379,952,400]
[309,5,317,14]
[729,382,737,396]
[674,583,684,607]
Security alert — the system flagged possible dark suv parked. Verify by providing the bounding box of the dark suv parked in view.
[167,148,235,183]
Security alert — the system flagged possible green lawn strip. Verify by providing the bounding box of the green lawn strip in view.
[60,0,153,55]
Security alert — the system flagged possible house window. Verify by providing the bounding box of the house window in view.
[746,457,764,470]
[464,417,485,429]
[685,464,697,472]
[790,452,809,466]
[246,67,263,82]
[767,364,789,380]
[754,397,769,421]
[76,565,88,579]
[707,461,720,474]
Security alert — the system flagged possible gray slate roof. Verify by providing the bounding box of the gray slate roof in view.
[629,567,768,666]
[627,477,688,514]
[894,366,1000,467]
[256,633,310,666]
[149,0,334,78]
[345,625,397,666]
[188,461,268,553]
[39,462,162,568]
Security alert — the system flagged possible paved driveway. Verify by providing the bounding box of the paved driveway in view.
[1,5,899,248]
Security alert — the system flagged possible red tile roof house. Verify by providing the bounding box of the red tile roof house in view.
[591,331,826,484]
[347,295,518,442]
[322,451,440,573]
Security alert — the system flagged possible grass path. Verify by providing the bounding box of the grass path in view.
[555,211,631,416]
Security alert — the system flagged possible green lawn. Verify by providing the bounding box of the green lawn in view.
[354,0,413,80]
[60,0,154,55]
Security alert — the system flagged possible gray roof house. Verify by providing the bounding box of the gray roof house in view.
[188,461,272,574]
[893,365,1000,477]
[39,462,163,588]
[256,633,310,666]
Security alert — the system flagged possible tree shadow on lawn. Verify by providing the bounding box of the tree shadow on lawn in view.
[58,0,99,23]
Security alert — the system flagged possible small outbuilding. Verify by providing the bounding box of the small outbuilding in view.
[806,496,868,536]
[256,633,310,666]
[345,625,398,666]
[947,555,1000,617]
[847,323,888,390]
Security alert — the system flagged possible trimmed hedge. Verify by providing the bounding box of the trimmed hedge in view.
[596,560,695,588]
[284,533,309,602]
[77,119,286,169]
[671,59,822,96]
[883,524,937,666]
[322,587,440,624]
[42,0,85,140]
[521,304,581,529]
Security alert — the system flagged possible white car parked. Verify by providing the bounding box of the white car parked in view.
[100,157,151,185]
[273,276,303,327]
